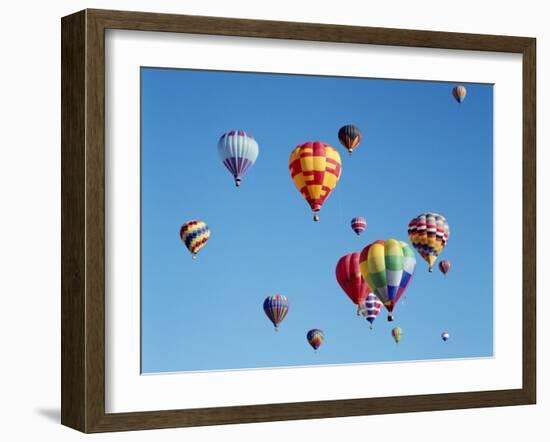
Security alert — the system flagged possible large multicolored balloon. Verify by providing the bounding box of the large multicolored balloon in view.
[338,124,362,155]
[350,216,367,235]
[218,130,259,187]
[336,252,371,315]
[452,85,467,103]
[263,294,289,331]
[307,329,324,351]
[288,141,342,221]
[392,327,402,344]
[441,331,450,342]
[363,293,382,329]
[439,259,452,275]
[359,239,416,321]
[179,220,210,258]
[408,212,450,272]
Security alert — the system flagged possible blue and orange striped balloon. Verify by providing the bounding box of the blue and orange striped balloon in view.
[306,329,324,351]
[338,124,362,155]
[263,294,289,331]
[452,85,467,103]
[179,220,210,258]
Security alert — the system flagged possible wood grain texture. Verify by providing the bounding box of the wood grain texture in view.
[89,8,532,52]
[61,8,537,433]
[84,9,108,432]
[522,38,536,404]
[61,10,86,432]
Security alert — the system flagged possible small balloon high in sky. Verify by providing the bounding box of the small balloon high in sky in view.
[350,216,367,235]
[263,294,289,331]
[338,124,362,155]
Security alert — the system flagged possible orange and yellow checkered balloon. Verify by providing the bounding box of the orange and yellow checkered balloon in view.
[288,141,342,221]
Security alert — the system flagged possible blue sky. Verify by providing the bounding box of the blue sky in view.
[140,67,493,373]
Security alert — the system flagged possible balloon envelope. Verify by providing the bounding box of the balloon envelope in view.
[288,141,342,221]
[392,327,402,344]
[359,239,416,321]
[363,293,382,327]
[307,329,325,350]
[263,294,289,330]
[336,252,371,312]
[439,259,452,275]
[452,85,467,103]
[338,124,362,155]
[408,212,450,272]
[350,216,367,235]
[180,220,210,257]
[218,130,259,186]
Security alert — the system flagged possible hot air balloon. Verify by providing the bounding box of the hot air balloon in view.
[408,212,450,272]
[392,327,402,344]
[338,124,362,155]
[263,294,289,331]
[179,220,210,258]
[288,141,342,221]
[439,259,452,275]
[350,216,367,235]
[441,331,450,342]
[307,329,324,351]
[362,293,382,329]
[336,252,371,315]
[218,130,259,187]
[452,85,467,103]
[359,239,416,321]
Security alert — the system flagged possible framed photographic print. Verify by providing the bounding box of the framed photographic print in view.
[61,9,536,433]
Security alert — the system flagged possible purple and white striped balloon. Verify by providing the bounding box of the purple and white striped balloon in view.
[218,130,259,187]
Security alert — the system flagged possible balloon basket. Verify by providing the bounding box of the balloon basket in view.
[387,315,394,322]
[429,267,433,272]
[313,213,320,222]
[235,179,241,187]
[274,327,278,332]
[192,254,197,260]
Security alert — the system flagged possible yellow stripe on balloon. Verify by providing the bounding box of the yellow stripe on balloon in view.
[367,242,386,274]
[385,239,402,255]
[190,231,210,249]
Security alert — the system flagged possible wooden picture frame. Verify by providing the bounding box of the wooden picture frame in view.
[61,8,536,433]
